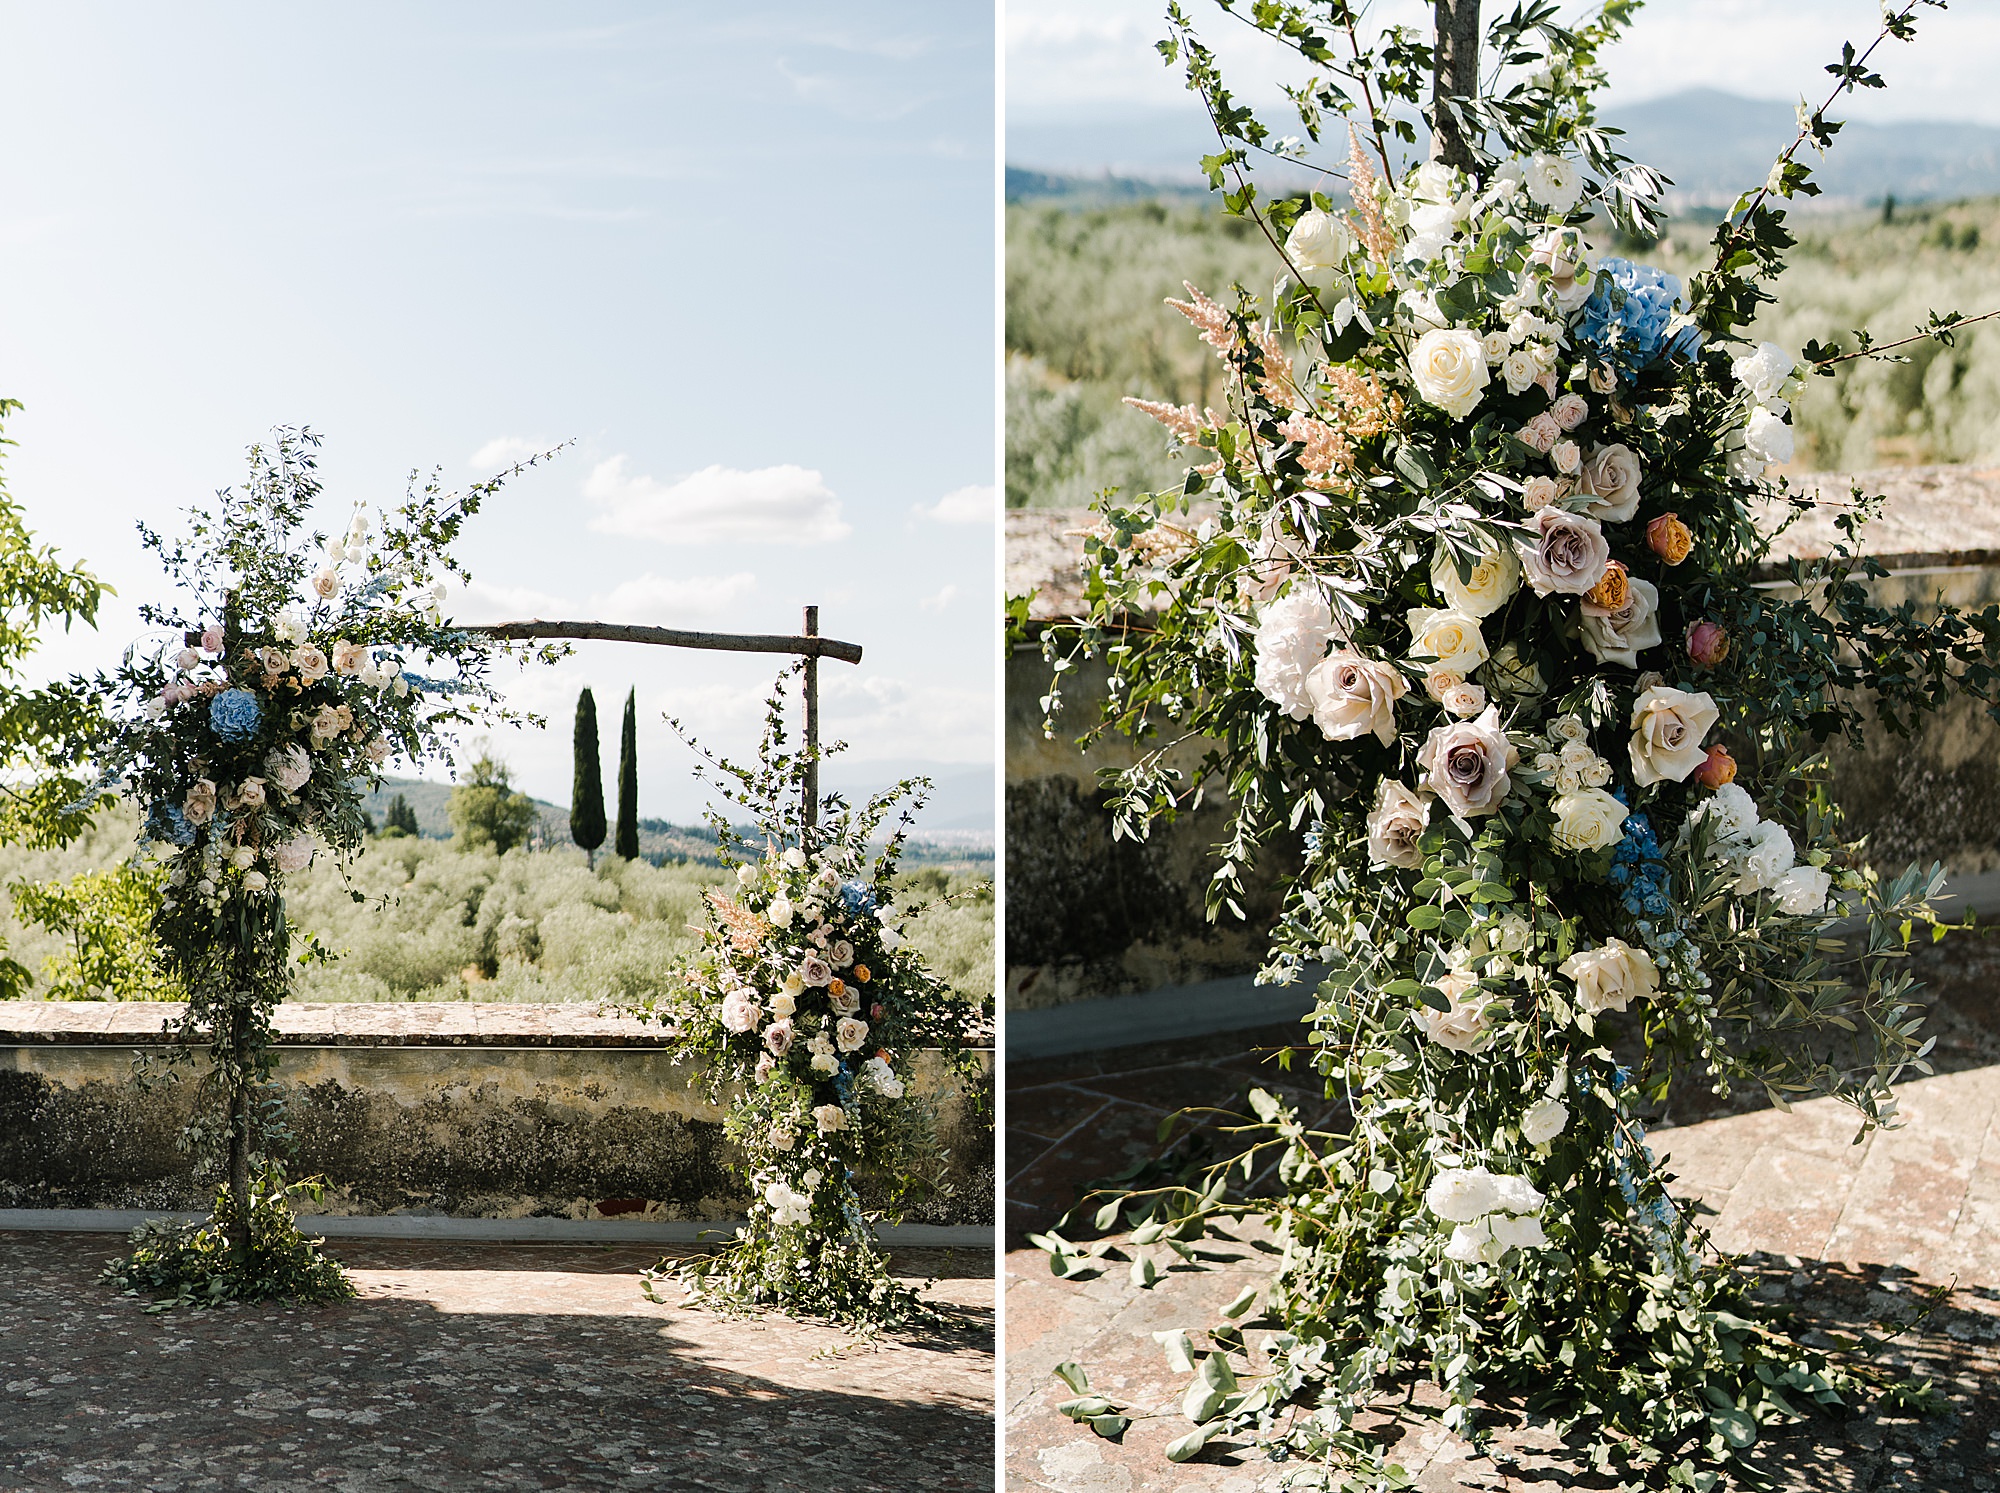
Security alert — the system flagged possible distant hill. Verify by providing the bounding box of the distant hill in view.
[359,778,721,864]
[1007,89,2000,207]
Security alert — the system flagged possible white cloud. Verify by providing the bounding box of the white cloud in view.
[594,572,758,625]
[914,484,993,524]
[449,577,573,621]
[917,584,957,614]
[585,458,851,545]
[469,436,552,471]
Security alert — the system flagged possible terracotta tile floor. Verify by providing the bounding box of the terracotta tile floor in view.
[0,1235,994,1491]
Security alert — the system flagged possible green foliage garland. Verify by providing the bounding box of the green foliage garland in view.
[1032,3,1992,1486]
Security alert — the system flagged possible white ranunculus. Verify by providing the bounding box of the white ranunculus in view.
[1366,779,1431,869]
[1526,153,1583,213]
[1628,685,1720,786]
[1550,787,1628,853]
[1425,1165,1503,1223]
[1405,606,1490,677]
[1408,329,1490,418]
[1580,576,1664,669]
[1285,207,1353,270]
[1559,939,1660,1015]
[1771,864,1832,915]
[1736,819,1797,894]
[1697,782,1760,845]
[1430,541,1520,619]
[1732,341,1795,402]
[1745,406,1794,465]
[1254,590,1339,721]
[1415,970,1495,1054]
[1520,1098,1569,1146]
[1306,648,1408,746]
[1488,1211,1550,1251]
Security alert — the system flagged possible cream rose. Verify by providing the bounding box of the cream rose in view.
[1405,607,1489,678]
[1430,541,1520,619]
[184,779,217,826]
[1416,705,1515,818]
[1578,442,1643,523]
[1558,939,1659,1015]
[1550,786,1628,852]
[1516,509,1610,596]
[1408,328,1490,419]
[835,1016,870,1052]
[1500,348,1540,395]
[1579,576,1663,669]
[1284,206,1353,270]
[1366,779,1430,869]
[1520,475,1561,511]
[1520,1098,1569,1146]
[813,1103,847,1134]
[1306,649,1408,746]
[332,639,368,676]
[1628,685,1720,786]
[1415,969,1495,1054]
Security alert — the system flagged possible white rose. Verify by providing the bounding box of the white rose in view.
[1415,969,1496,1054]
[809,1051,839,1076]
[241,871,269,893]
[1480,329,1511,365]
[1366,779,1431,870]
[1425,1165,1503,1223]
[1628,685,1720,786]
[1771,864,1832,915]
[228,845,257,871]
[1408,329,1490,419]
[1500,348,1540,395]
[1417,705,1515,818]
[1410,161,1455,202]
[311,567,341,600]
[1550,787,1628,853]
[1520,1098,1569,1146]
[1405,606,1489,679]
[768,991,797,1018]
[1580,576,1664,669]
[782,846,806,869]
[1284,206,1353,270]
[1732,341,1795,402]
[1440,681,1486,717]
[1430,542,1520,619]
[1745,406,1794,465]
[768,895,794,928]
[1306,649,1409,746]
[1254,591,1338,721]
[1736,819,1797,894]
[1526,153,1583,213]
[1403,201,1459,263]
[812,1103,846,1134]
[835,1016,869,1052]
[1559,939,1660,1015]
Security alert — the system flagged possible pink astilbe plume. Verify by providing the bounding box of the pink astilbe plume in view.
[1124,397,1212,446]
[1347,124,1395,264]
[1166,281,1239,355]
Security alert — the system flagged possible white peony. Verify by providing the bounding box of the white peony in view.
[264,744,312,794]
[1559,939,1660,1015]
[1520,1098,1569,1146]
[1745,406,1794,465]
[1430,541,1521,619]
[1253,591,1338,721]
[268,834,315,874]
[1306,649,1409,746]
[1405,606,1490,677]
[1525,153,1583,213]
[1366,778,1432,869]
[1580,576,1664,669]
[1550,787,1629,852]
[720,988,762,1034]
[1771,864,1832,915]
[1628,685,1720,786]
[1408,328,1490,418]
[1736,819,1797,894]
[1698,782,1761,846]
[1732,341,1795,402]
[1285,207,1353,270]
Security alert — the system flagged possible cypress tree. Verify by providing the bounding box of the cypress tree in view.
[615,687,640,860]
[571,688,606,867]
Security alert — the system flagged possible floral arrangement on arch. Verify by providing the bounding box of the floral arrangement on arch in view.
[643,678,989,1328]
[87,427,555,1293]
[1032,3,1999,1484]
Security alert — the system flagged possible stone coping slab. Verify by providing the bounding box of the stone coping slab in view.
[0,1209,993,1246]
[0,1000,995,1051]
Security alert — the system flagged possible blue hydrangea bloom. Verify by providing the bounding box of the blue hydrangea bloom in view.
[1606,788,1673,919]
[145,799,195,846]
[1574,258,1688,375]
[208,688,262,742]
[838,880,878,916]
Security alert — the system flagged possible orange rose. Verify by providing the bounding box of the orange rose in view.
[1647,512,1693,565]
[1584,560,1630,612]
[852,965,871,983]
[1695,744,1737,788]
[827,977,846,998]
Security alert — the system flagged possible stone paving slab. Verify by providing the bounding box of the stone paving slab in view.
[0,1234,995,1491]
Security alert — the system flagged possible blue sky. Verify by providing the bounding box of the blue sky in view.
[1009,0,2000,173]
[0,2,995,821]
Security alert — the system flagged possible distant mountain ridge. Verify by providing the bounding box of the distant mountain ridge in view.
[1008,89,2000,207]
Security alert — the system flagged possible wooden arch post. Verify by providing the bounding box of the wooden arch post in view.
[466,606,860,843]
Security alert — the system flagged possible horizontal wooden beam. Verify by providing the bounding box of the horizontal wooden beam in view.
[465,619,863,666]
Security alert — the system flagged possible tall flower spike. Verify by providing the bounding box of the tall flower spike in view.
[1165,281,1239,355]
[1347,124,1395,264]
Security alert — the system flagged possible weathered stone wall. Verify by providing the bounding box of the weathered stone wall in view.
[0,1003,992,1224]
[1007,469,2000,1012]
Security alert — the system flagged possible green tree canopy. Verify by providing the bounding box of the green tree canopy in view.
[381,792,419,837]
[448,754,537,855]
[571,687,606,865]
